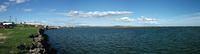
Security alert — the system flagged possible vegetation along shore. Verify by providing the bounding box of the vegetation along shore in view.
[0,24,56,54]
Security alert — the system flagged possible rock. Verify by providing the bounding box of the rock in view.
[17,44,26,50]
[25,28,57,54]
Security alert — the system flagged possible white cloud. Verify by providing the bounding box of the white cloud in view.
[0,0,29,12]
[137,16,157,21]
[115,17,134,22]
[0,5,8,12]
[9,0,15,2]
[137,16,158,24]
[16,0,27,4]
[23,8,32,12]
[66,10,133,18]
[115,16,158,24]
[9,0,28,4]
[77,23,90,26]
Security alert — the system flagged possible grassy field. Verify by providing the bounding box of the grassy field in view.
[0,25,38,54]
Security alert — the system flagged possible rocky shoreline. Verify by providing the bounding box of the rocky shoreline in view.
[30,28,57,54]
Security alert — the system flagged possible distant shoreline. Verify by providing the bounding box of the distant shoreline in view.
[53,26,200,28]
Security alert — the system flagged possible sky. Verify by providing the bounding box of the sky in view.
[0,0,200,26]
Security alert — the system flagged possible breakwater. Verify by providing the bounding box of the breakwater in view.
[27,28,57,54]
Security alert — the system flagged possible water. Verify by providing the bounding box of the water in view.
[44,27,200,54]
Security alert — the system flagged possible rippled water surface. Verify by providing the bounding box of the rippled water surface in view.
[45,27,200,54]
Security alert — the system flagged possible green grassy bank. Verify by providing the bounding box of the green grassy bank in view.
[0,24,38,54]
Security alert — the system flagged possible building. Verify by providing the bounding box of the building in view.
[0,22,3,28]
[23,22,44,27]
[2,22,13,25]
[0,22,15,28]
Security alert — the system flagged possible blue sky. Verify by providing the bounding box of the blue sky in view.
[0,0,200,26]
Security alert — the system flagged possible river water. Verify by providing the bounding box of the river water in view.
[44,27,200,54]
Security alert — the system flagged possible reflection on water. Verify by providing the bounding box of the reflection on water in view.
[45,27,200,54]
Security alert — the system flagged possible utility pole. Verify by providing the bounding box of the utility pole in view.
[15,17,17,23]
[9,16,12,22]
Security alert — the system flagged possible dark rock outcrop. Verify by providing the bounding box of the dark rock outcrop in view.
[18,27,57,54]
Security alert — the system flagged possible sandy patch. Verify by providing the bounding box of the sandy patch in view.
[0,33,3,36]
[0,33,7,44]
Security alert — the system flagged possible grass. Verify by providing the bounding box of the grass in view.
[0,24,38,54]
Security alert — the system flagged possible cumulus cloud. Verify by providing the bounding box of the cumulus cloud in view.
[115,17,134,22]
[9,0,28,4]
[0,5,8,12]
[9,0,15,2]
[115,16,158,24]
[23,8,32,12]
[66,10,133,18]
[137,16,158,24]
[137,16,157,21]
[0,0,29,12]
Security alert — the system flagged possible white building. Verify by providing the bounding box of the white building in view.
[2,22,13,25]
[23,22,44,27]
[24,22,43,25]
